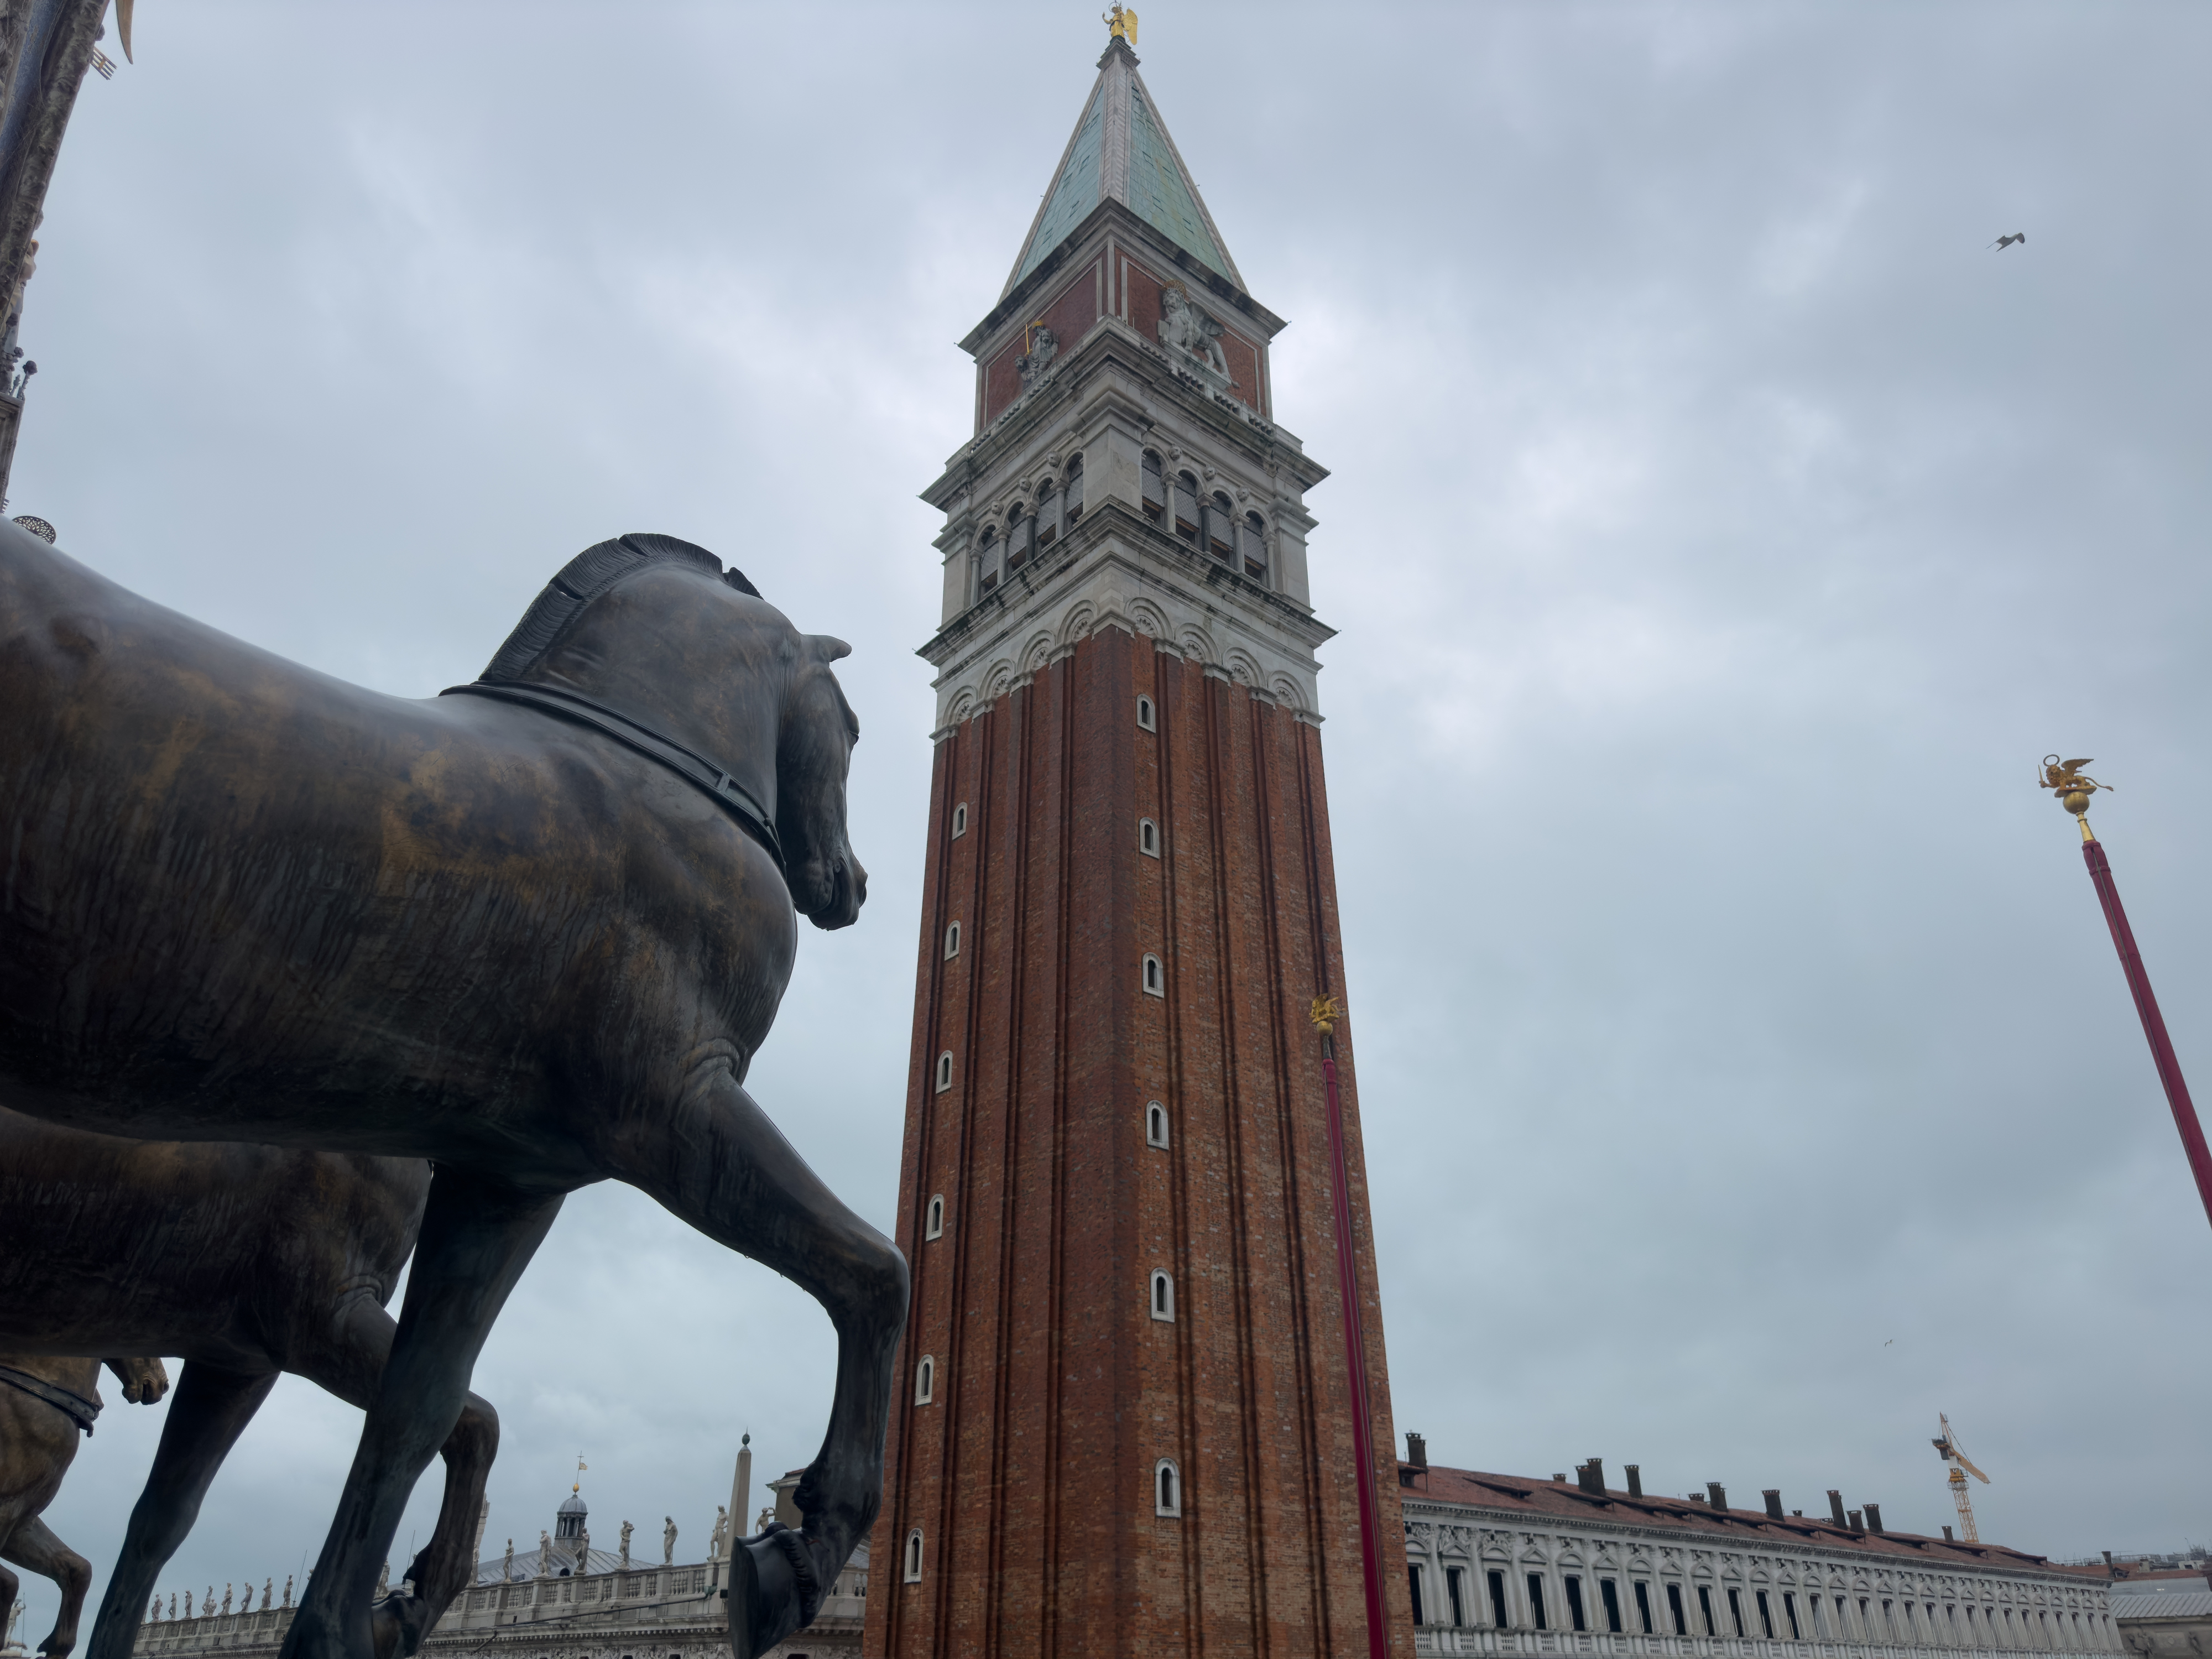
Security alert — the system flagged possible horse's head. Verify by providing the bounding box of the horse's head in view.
[476,533,867,929]
[776,633,867,931]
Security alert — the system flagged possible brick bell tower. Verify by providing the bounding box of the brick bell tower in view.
[865,21,1411,1659]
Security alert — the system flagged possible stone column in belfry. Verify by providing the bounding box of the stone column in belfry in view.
[864,24,1412,1659]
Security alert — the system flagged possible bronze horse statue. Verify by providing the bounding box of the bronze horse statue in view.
[0,526,906,1659]
[0,1354,166,1659]
[0,1108,497,1659]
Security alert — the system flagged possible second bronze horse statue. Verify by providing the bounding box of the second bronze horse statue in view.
[0,1108,497,1659]
[0,527,907,1659]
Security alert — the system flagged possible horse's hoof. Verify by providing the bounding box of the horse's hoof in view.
[728,1530,810,1659]
[371,1594,430,1659]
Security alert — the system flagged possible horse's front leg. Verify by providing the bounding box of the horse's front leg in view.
[606,1058,907,1659]
[279,1167,561,1659]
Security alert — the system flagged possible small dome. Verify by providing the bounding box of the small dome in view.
[557,1490,587,1516]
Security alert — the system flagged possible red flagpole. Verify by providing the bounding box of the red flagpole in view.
[2045,759,2212,1233]
[1314,1002,1389,1659]
[2078,833,2212,1229]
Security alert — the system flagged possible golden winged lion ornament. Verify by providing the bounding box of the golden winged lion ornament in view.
[2039,755,2111,830]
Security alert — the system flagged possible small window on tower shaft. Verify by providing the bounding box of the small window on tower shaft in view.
[1141,953,1164,997]
[943,920,961,959]
[1149,1269,1175,1321]
[1135,695,1155,731]
[1154,1459,1182,1517]
[902,1530,923,1583]
[934,1051,953,1093]
[914,1355,935,1405]
[1138,817,1159,857]
[1145,1102,1168,1147]
[951,802,967,838]
[924,1193,945,1238]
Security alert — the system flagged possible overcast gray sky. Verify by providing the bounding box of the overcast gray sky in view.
[14,0,2212,1639]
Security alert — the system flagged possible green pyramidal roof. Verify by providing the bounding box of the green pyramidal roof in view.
[1004,40,1242,296]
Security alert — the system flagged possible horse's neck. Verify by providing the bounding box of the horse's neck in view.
[0,1353,101,1395]
[526,632,787,817]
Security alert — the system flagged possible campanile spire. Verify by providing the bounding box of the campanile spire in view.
[867,24,1411,1657]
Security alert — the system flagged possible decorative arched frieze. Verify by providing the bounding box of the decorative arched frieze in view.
[1021,633,1056,675]
[1175,624,1215,662]
[1129,599,1168,638]
[1224,649,1264,687]
[1056,604,1098,646]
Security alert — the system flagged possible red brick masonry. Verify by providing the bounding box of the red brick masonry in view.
[867,629,1411,1657]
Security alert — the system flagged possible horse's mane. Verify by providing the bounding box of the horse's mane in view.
[480,533,764,684]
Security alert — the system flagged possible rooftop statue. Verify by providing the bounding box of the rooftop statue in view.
[0,528,902,1659]
[0,1109,499,1659]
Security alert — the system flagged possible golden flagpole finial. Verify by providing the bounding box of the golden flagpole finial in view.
[1103,3,1138,46]
[1310,995,1343,1034]
[2038,755,2111,842]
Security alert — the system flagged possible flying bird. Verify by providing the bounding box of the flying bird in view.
[1990,233,2026,251]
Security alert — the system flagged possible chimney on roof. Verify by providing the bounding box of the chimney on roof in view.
[1944,1526,1955,1542]
[1708,1482,1728,1512]
[1626,1464,1644,1499]
[1865,1504,1885,1535]
[1577,1459,1605,1495]
[1407,1433,1427,1469]
[1828,1490,1848,1527]
[1764,1490,1783,1521]
[1552,1473,1568,1484]
[2103,1552,2114,1567]
[1848,1510,1865,1533]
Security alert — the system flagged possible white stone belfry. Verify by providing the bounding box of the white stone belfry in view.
[919,35,1331,742]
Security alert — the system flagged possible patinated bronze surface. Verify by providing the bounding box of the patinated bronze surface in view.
[0,1109,495,1659]
[0,528,906,1659]
[0,1354,165,1659]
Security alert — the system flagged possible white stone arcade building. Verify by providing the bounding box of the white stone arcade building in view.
[1399,1451,2116,1659]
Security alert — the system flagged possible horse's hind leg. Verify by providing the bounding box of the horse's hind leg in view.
[280,1168,559,1659]
[3,1516,91,1658]
[82,1363,279,1659]
[293,1289,500,1659]
[606,1067,907,1659]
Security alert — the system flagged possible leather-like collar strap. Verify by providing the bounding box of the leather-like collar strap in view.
[0,1364,101,1434]
[441,680,786,880]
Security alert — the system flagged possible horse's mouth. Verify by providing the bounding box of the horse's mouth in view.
[804,853,866,931]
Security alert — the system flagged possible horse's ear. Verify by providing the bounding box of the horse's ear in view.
[808,635,852,662]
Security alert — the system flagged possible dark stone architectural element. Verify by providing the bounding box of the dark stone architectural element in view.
[0,526,904,1659]
[867,32,1411,1659]
[0,0,119,504]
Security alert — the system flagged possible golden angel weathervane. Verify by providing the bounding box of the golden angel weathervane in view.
[1104,3,1138,45]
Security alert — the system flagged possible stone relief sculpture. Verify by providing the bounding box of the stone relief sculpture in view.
[1157,284,1229,382]
[1016,326,1057,388]
[0,1108,499,1659]
[0,528,902,1659]
[0,1355,166,1658]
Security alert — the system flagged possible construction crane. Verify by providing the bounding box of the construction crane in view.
[1932,1413,1991,1543]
